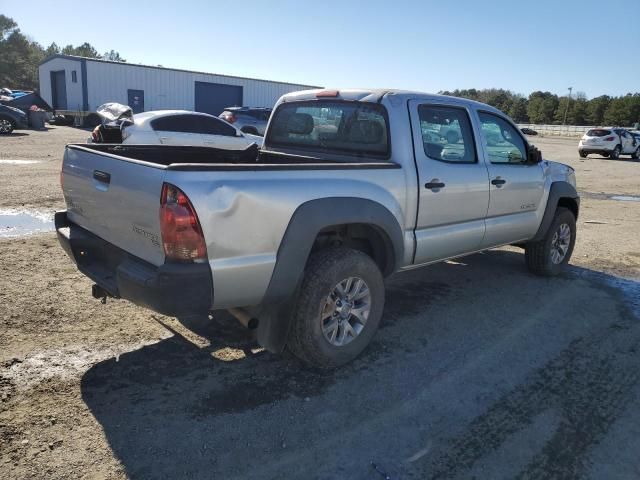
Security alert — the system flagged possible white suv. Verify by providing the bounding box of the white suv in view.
[579,128,639,159]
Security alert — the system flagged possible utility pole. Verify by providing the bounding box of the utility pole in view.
[563,86,573,125]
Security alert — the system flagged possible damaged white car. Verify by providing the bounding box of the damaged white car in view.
[91,103,263,149]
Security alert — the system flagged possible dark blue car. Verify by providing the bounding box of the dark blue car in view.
[0,104,29,134]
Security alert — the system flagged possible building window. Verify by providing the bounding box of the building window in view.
[71,71,77,83]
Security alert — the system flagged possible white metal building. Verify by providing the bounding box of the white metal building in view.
[38,54,319,120]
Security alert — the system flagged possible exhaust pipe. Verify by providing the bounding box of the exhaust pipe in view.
[228,308,259,330]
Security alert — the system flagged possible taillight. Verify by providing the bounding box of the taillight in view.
[91,125,100,142]
[604,136,615,141]
[224,113,237,124]
[159,183,207,262]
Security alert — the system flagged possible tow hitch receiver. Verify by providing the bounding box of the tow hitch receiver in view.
[92,284,111,304]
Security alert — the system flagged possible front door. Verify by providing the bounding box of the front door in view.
[50,71,67,110]
[127,89,145,114]
[409,101,490,264]
[476,111,545,247]
[618,129,635,153]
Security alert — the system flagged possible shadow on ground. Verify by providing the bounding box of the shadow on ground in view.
[81,250,640,479]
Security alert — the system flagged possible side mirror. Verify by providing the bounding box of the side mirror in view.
[528,144,543,164]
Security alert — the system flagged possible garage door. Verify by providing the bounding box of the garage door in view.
[194,81,243,116]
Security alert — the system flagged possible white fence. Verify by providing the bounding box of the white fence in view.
[518,124,636,137]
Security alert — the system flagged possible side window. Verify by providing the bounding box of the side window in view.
[478,112,527,164]
[71,71,77,83]
[418,105,476,163]
[151,115,198,133]
[196,116,237,136]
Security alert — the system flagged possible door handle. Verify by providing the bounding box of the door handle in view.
[491,177,506,186]
[425,180,445,190]
[93,170,111,184]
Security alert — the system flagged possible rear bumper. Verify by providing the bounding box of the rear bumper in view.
[55,211,213,317]
[579,143,615,153]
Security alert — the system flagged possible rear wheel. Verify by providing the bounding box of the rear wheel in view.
[0,116,15,134]
[632,147,640,160]
[579,150,587,158]
[287,247,385,368]
[525,207,576,276]
[610,145,621,159]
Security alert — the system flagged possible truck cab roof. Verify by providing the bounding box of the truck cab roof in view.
[279,89,506,116]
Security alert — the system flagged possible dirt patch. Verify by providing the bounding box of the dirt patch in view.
[0,131,639,479]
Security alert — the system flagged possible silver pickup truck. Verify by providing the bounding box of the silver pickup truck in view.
[56,89,579,368]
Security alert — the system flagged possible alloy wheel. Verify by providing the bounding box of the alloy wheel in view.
[0,119,12,134]
[321,277,371,347]
[550,223,571,264]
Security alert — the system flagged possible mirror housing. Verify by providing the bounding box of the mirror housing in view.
[527,144,543,164]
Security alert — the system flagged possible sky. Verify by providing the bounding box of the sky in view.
[2,0,638,98]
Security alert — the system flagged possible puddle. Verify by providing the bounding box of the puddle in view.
[0,159,41,165]
[581,192,640,202]
[609,195,640,202]
[0,209,54,238]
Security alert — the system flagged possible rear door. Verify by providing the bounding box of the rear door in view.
[150,115,204,146]
[195,115,250,149]
[475,110,545,247]
[62,145,167,266]
[409,100,490,264]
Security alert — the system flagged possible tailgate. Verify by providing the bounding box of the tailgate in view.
[62,145,166,266]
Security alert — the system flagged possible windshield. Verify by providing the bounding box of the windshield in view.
[267,100,390,158]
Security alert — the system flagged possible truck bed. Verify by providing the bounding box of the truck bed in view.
[69,144,399,170]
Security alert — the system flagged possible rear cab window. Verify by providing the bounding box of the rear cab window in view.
[266,101,390,159]
[418,105,477,163]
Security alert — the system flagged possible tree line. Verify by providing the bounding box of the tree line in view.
[439,88,640,127]
[2,13,639,126]
[0,14,124,90]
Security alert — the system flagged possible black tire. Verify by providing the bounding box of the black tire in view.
[610,145,621,159]
[0,116,15,134]
[632,147,640,160]
[525,207,576,276]
[241,126,259,135]
[287,247,385,368]
[579,150,587,158]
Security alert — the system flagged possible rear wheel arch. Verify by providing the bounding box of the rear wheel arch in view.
[255,197,404,353]
[312,222,396,277]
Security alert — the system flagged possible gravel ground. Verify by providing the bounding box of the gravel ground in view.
[0,127,639,479]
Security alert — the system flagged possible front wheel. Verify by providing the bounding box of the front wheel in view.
[579,150,587,158]
[525,207,576,276]
[287,247,385,368]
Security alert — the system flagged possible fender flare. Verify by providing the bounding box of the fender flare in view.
[255,197,404,352]
[531,181,579,242]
